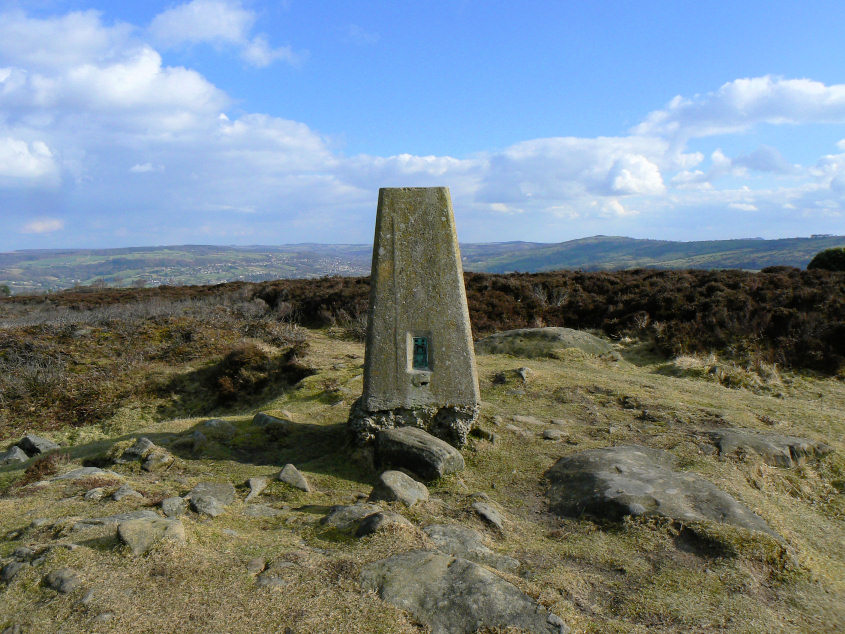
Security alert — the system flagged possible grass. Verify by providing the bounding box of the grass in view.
[0,326,843,633]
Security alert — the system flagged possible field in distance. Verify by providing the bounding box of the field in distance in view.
[2,234,843,294]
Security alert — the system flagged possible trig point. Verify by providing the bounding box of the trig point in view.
[348,187,480,446]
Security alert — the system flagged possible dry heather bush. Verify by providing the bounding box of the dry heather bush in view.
[668,352,784,393]
[12,452,69,488]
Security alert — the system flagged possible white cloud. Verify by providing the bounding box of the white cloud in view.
[0,137,57,181]
[129,162,163,173]
[728,202,758,211]
[0,10,134,70]
[150,0,253,47]
[240,35,301,67]
[149,0,302,68]
[21,218,64,233]
[1,7,844,248]
[635,76,845,141]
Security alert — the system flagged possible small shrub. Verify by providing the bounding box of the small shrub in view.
[807,247,845,271]
[15,452,69,487]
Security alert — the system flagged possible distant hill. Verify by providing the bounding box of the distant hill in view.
[460,235,845,273]
[1,235,843,294]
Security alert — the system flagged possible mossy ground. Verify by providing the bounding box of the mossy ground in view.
[1,328,843,633]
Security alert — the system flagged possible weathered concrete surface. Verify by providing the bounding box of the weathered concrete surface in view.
[546,445,776,536]
[351,187,480,446]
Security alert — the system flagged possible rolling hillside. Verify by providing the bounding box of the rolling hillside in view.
[1,235,842,294]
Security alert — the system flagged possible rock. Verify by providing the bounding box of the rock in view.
[43,568,82,594]
[161,497,187,518]
[469,427,497,443]
[12,547,35,561]
[244,504,286,518]
[543,429,564,441]
[246,557,266,575]
[360,550,567,634]
[245,476,269,502]
[475,326,617,361]
[77,510,159,527]
[118,517,185,555]
[423,524,520,573]
[188,481,236,515]
[513,415,545,426]
[256,560,298,588]
[320,503,383,532]
[376,427,465,482]
[252,412,292,439]
[545,445,776,535]
[112,484,143,501]
[369,471,429,507]
[189,431,208,453]
[116,437,155,463]
[52,467,122,481]
[472,502,505,530]
[277,464,310,493]
[199,418,236,441]
[709,428,832,468]
[550,419,569,427]
[516,366,532,382]
[2,625,22,634]
[83,487,106,501]
[15,434,60,456]
[142,450,174,472]
[0,446,29,466]
[1,561,28,583]
[354,511,413,538]
[505,424,523,433]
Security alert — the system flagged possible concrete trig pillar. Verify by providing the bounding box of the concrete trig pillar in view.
[348,187,480,446]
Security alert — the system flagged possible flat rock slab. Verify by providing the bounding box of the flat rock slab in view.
[112,484,143,501]
[244,504,285,518]
[76,510,160,528]
[16,434,60,456]
[320,503,383,532]
[376,427,465,482]
[51,467,122,481]
[475,327,616,360]
[278,464,311,492]
[42,568,82,594]
[369,470,429,506]
[360,550,567,634]
[116,437,155,463]
[0,446,29,466]
[187,482,236,517]
[546,445,775,535]
[355,511,413,538]
[161,497,187,518]
[424,524,519,573]
[252,413,292,439]
[709,428,832,468]
[118,517,185,555]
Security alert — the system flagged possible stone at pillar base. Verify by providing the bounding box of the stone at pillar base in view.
[347,397,479,448]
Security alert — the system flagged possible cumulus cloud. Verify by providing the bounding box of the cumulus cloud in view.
[0,10,134,70]
[635,76,845,141]
[21,218,64,233]
[0,137,57,181]
[149,0,302,67]
[0,7,843,248]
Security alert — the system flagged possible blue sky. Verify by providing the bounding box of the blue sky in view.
[1,0,844,250]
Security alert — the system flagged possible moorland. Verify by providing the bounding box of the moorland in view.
[0,268,842,632]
